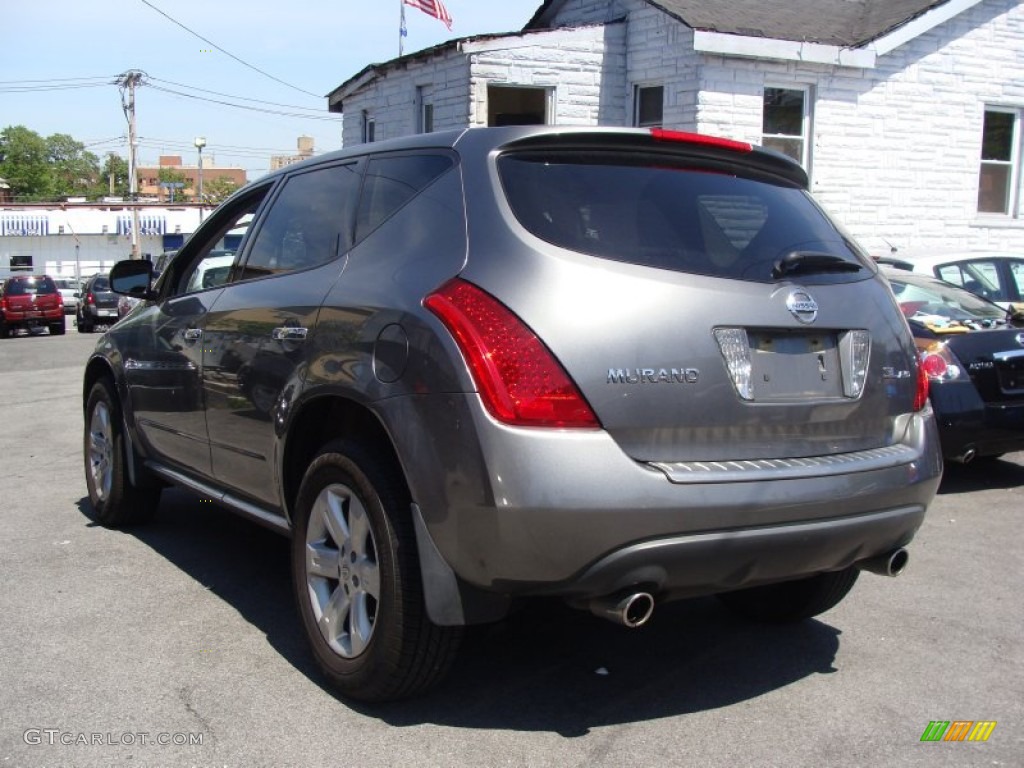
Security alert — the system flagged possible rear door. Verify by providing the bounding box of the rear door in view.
[476,134,919,463]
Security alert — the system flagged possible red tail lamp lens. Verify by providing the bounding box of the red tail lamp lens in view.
[913,360,930,412]
[650,128,752,153]
[425,279,599,428]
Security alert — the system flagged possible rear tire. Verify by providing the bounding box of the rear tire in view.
[84,378,161,527]
[717,568,860,623]
[50,320,66,336]
[291,440,461,702]
[0,321,9,339]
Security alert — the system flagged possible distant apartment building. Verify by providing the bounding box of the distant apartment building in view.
[270,136,316,170]
[137,155,247,203]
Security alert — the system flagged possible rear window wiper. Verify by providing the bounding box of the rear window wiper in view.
[772,251,863,280]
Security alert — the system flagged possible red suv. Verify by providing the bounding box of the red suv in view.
[0,275,65,338]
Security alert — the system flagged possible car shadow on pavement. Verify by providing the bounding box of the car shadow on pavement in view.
[936,455,1024,495]
[78,488,843,735]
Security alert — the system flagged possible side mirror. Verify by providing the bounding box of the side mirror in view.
[110,259,156,300]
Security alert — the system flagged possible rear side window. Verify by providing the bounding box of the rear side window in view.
[355,153,455,241]
[4,277,57,295]
[498,151,864,282]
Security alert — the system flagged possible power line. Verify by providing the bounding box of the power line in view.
[137,0,321,98]
[146,76,327,113]
[146,83,341,122]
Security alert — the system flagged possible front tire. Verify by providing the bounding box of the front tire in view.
[84,378,161,527]
[717,568,860,623]
[291,440,461,702]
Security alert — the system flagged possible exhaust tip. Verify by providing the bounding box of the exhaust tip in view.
[956,446,977,464]
[589,591,655,628]
[858,547,909,577]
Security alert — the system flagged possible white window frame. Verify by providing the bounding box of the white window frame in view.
[633,84,664,128]
[977,106,1021,217]
[416,85,434,134]
[762,85,813,172]
[362,110,376,144]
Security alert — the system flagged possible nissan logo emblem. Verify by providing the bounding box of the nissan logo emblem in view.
[786,290,819,324]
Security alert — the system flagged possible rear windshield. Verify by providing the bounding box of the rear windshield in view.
[3,277,58,296]
[498,151,866,282]
[91,277,111,292]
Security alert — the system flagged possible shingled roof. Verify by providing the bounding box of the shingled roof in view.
[526,0,953,47]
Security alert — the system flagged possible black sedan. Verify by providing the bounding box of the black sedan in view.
[884,267,1024,463]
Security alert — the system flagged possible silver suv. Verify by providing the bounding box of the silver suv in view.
[85,127,942,701]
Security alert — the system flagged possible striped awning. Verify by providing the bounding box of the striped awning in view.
[0,214,49,236]
[117,214,166,236]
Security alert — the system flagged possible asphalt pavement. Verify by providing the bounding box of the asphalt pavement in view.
[0,320,1021,767]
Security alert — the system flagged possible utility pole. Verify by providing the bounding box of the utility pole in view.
[118,70,144,259]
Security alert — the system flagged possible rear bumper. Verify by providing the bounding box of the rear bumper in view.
[929,383,1024,459]
[385,394,942,608]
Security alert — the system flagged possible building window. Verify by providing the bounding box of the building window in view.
[421,103,434,134]
[362,111,376,144]
[10,255,33,271]
[977,108,1020,215]
[633,85,663,128]
[762,87,810,168]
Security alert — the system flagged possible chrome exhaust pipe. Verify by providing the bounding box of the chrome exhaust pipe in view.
[589,591,655,628]
[955,446,977,464]
[857,547,909,577]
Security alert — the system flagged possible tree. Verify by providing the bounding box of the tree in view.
[157,166,189,202]
[47,133,100,198]
[95,153,129,198]
[202,176,239,205]
[0,125,53,201]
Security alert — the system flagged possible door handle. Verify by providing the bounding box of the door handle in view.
[183,328,203,343]
[271,326,308,341]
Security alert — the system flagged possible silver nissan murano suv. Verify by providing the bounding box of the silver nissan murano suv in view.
[85,126,942,701]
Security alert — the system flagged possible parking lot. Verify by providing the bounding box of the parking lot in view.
[0,324,1021,768]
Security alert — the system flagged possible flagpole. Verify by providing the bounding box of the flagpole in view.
[399,0,405,57]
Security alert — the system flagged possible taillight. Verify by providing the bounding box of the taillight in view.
[913,360,930,412]
[86,293,95,305]
[916,340,964,383]
[650,128,752,153]
[425,278,600,428]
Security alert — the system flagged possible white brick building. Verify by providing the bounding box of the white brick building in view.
[0,204,201,280]
[327,0,1024,255]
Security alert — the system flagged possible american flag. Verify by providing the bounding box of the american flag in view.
[403,0,453,31]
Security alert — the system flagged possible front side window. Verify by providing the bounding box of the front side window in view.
[172,187,270,296]
[242,163,361,279]
[633,85,663,128]
[935,260,1004,302]
[977,108,1019,215]
[763,87,810,168]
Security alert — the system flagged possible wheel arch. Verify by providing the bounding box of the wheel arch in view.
[281,394,405,525]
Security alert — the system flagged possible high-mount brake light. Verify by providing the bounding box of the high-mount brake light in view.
[650,128,752,153]
[425,279,600,429]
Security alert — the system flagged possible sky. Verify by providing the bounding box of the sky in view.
[3,0,544,180]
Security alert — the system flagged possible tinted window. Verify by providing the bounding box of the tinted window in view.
[499,151,862,282]
[4,277,57,295]
[175,186,269,294]
[91,277,110,292]
[244,163,360,278]
[355,154,454,241]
